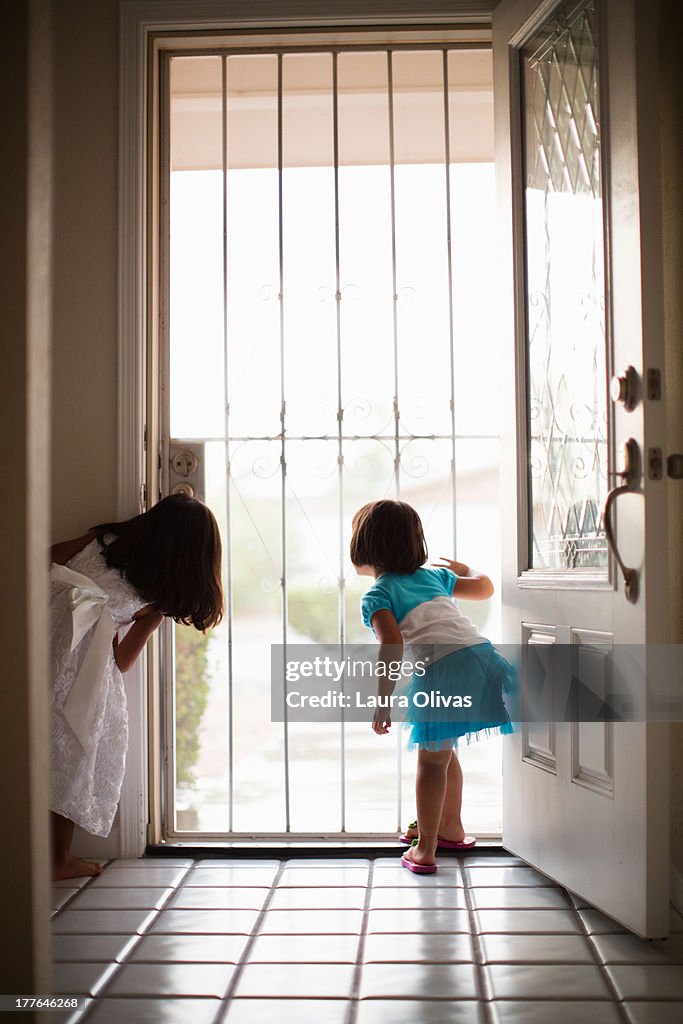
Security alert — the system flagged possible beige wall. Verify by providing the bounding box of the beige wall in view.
[0,0,52,997]
[51,0,120,542]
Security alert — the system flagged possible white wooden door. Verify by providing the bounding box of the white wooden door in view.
[494,0,670,937]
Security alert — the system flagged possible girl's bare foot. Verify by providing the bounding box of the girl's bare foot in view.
[401,819,419,841]
[402,820,466,844]
[52,856,104,881]
[403,842,436,868]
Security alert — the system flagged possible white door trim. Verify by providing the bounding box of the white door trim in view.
[117,0,497,856]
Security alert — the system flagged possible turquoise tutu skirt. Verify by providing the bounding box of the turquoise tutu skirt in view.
[402,640,516,751]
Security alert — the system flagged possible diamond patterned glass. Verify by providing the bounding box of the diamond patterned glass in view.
[521,0,608,570]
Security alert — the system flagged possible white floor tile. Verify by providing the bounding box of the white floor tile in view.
[278,868,369,887]
[52,889,80,912]
[471,887,571,910]
[463,857,526,867]
[491,1001,623,1024]
[150,909,259,934]
[577,909,628,934]
[465,867,556,887]
[247,934,359,963]
[52,934,137,963]
[51,962,117,996]
[359,962,478,999]
[605,964,683,1000]
[258,909,363,934]
[367,909,470,934]
[220,999,348,1023]
[268,887,366,910]
[186,868,278,887]
[480,934,594,963]
[234,963,355,998]
[67,887,172,910]
[195,859,281,869]
[109,858,194,868]
[484,964,611,1000]
[372,867,463,888]
[369,887,467,909]
[356,999,485,1023]
[623,1002,683,1024]
[592,933,683,965]
[130,934,248,963]
[91,867,189,888]
[168,887,270,910]
[105,962,235,997]
[475,909,581,934]
[52,910,157,934]
[363,932,473,963]
[283,858,370,868]
[83,997,222,1024]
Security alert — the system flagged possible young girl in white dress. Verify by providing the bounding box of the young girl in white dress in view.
[350,499,514,874]
[50,493,223,879]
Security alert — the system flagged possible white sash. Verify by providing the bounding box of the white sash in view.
[51,562,117,751]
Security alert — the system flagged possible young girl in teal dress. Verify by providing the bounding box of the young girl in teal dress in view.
[350,499,514,874]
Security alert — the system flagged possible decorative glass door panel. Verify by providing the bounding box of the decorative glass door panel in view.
[520,0,609,572]
[163,45,504,837]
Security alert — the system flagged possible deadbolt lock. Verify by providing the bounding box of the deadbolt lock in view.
[169,441,205,502]
[610,365,639,411]
[172,450,199,477]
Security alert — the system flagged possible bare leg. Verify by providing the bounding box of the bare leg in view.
[403,747,465,842]
[437,749,465,842]
[51,811,103,880]
[403,748,452,866]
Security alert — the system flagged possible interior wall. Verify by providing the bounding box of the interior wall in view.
[0,0,52,996]
[51,0,120,542]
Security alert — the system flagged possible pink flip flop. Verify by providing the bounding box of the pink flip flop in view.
[399,821,477,851]
[401,849,437,875]
[437,835,476,849]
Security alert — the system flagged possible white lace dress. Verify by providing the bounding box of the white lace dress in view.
[49,537,145,836]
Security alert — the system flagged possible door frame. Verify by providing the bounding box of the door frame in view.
[118,0,499,853]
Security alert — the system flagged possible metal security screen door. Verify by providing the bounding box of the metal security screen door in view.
[159,42,504,839]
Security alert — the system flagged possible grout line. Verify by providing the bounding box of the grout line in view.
[345,858,374,1024]
[217,857,288,1018]
[569,890,631,1022]
[68,861,193,1021]
[459,857,494,1024]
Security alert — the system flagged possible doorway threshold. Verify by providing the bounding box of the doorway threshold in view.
[144,838,506,860]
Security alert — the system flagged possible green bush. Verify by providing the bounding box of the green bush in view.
[174,626,211,786]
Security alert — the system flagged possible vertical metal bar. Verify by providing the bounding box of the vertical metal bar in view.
[158,51,173,841]
[278,53,291,832]
[221,55,235,834]
[442,49,458,559]
[387,50,402,833]
[332,52,346,833]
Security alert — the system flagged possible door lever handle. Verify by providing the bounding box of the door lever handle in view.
[603,438,639,603]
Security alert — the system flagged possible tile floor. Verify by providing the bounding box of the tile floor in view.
[49,854,683,1024]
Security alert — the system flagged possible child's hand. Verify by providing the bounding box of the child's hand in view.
[432,556,470,577]
[372,708,391,735]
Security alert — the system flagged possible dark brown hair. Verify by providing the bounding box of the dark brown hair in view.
[93,493,223,631]
[350,500,428,575]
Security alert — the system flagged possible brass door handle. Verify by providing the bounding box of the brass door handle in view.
[603,438,639,603]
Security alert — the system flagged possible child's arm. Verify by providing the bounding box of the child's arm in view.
[369,609,404,735]
[113,605,165,673]
[50,530,98,565]
[432,556,494,601]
